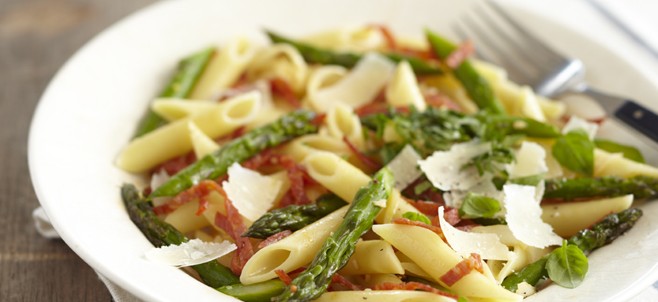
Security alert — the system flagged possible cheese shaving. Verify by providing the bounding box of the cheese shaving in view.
[386,145,422,191]
[508,142,548,179]
[438,206,510,260]
[144,239,236,267]
[562,116,598,140]
[310,53,395,112]
[373,199,387,208]
[503,184,563,248]
[150,169,172,207]
[222,163,283,221]
[443,179,503,210]
[418,141,491,191]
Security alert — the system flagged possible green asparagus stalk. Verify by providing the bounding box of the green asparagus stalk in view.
[121,184,239,288]
[134,47,214,138]
[266,31,443,75]
[479,115,560,138]
[150,110,319,198]
[275,168,394,301]
[501,208,643,292]
[426,30,507,115]
[217,280,287,302]
[544,176,658,201]
[243,193,347,239]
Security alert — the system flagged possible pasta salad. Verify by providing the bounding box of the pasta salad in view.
[118,25,658,301]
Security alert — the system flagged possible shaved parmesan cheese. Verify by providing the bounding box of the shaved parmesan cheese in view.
[223,163,283,221]
[150,169,170,191]
[438,207,510,260]
[443,179,503,210]
[310,53,395,112]
[503,184,562,248]
[508,142,548,178]
[150,169,172,207]
[144,239,236,267]
[187,121,220,159]
[386,145,422,191]
[562,116,598,140]
[418,141,491,191]
[516,281,537,297]
[373,199,387,208]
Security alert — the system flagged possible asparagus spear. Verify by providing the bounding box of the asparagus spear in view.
[501,208,643,292]
[217,280,287,302]
[426,30,506,115]
[275,168,394,301]
[121,184,239,287]
[243,193,347,239]
[544,176,658,201]
[150,110,319,198]
[134,47,214,138]
[266,31,443,75]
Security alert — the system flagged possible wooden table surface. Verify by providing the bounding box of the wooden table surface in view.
[0,0,155,300]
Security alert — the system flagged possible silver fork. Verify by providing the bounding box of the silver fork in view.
[454,1,658,145]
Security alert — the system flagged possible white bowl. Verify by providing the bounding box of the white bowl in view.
[28,0,658,301]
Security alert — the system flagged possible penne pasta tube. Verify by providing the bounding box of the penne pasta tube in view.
[283,134,351,163]
[188,121,220,159]
[240,207,348,284]
[339,240,404,275]
[541,194,633,237]
[594,148,658,178]
[324,104,365,149]
[303,151,420,222]
[190,37,256,100]
[116,92,261,172]
[163,200,210,234]
[151,98,218,121]
[386,60,427,111]
[314,290,456,302]
[373,224,522,301]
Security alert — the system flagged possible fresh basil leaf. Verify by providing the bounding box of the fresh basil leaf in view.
[552,129,594,176]
[509,174,545,186]
[594,139,645,163]
[402,211,432,225]
[458,193,501,219]
[546,242,589,288]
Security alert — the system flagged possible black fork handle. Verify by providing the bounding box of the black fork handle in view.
[615,100,658,144]
[580,86,658,145]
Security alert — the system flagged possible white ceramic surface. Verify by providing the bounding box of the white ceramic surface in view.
[28,0,658,301]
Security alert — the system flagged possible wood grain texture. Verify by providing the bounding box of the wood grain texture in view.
[0,0,155,301]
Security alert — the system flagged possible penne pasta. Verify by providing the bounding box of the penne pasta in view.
[314,290,457,302]
[240,206,348,284]
[339,240,404,275]
[190,37,256,100]
[117,92,261,172]
[386,61,427,111]
[541,195,633,237]
[247,44,308,93]
[373,224,522,301]
[324,104,365,149]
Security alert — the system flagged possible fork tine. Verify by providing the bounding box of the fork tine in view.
[473,7,550,68]
[453,25,490,61]
[456,16,536,82]
[485,1,565,65]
